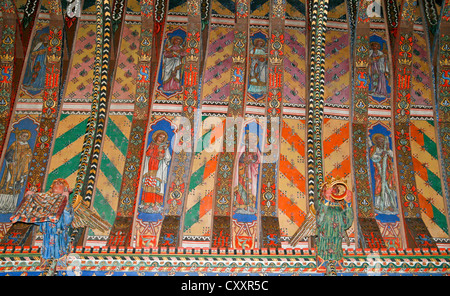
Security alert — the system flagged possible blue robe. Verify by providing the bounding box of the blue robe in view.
[23,42,47,95]
[37,205,73,260]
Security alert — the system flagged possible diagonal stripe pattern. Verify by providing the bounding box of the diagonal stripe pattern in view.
[183,117,223,236]
[411,32,433,107]
[284,28,307,106]
[93,115,132,234]
[323,118,351,181]
[201,28,234,103]
[323,30,350,106]
[46,114,90,191]
[278,119,307,239]
[410,120,448,235]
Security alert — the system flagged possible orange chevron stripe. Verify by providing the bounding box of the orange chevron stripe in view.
[417,192,433,219]
[325,156,351,180]
[204,154,219,182]
[281,121,305,157]
[209,119,225,145]
[412,157,428,181]
[279,154,306,193]
[410,123,425,146]
[323,121,349,157]
[199,190,213,218]
[278,190,306,227]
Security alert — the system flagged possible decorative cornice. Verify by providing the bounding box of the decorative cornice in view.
[1,246,450,275]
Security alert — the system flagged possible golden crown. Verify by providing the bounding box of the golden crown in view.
[186,54,199,63]
[139,54,151,62]
[440,57,450,67]
[355,59,368,68]
[47,54,61,64]
[398,57,412,66]
[232,55,245,64]
[269,55,283,65]
[1,54,14,63]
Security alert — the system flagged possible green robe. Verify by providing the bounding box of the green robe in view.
[315,198,353,262]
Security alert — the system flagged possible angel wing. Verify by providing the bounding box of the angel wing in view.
[290,185,323,246]
[72,194,111,232]
[289,210,316,247]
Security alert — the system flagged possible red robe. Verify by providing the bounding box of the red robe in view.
[142,142,166,204]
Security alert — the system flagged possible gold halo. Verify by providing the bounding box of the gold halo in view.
[370,41,381,49]
[253,38,266,47]
[17,129,31,141]
[243,130,259,144]
[322,177,348,200]
[371,133,386,143]
[170,35,184,45]
[152,130,168,142]
[330,182,348,200]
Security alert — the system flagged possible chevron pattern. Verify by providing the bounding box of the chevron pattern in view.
[111,23,140,102]
[168,0,187,13]
[307,0,329,207]
[65,22,97,100]
[202,27,234,103]
[284,28,307,106]
[410,120,448,236]
[126,0,141,12]
[286,0,306,18]
[80,0,112,202]
[92,115,132,234]
[327,0,347,19]
[250,0,270,17]
[323,118,351,181]
[182,117,223,238]
[46,114,90,191]
[324,30,351,106]
[411,32,433,107]
[278,119,307,239]
[211,0,235,16]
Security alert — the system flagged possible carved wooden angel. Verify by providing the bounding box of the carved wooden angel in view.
[10,178,110,264]
[290,178,352,248]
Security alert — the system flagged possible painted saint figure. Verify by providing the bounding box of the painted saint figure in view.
[369,133,398,215]
[0,129,32,213]
[315,180,353,274]
[248,38,268,95]
[10,179,73,266]
[139,130,171,213]
[369,41,389,98]
[23,31,49,95]
[233,132,261,215]
[161,35,186,92]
